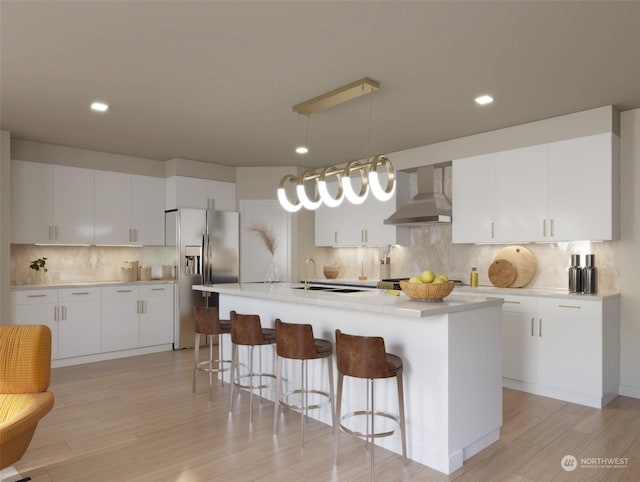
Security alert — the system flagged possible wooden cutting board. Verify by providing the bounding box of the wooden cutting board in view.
[488,259,517,288]
[493,245,537,287]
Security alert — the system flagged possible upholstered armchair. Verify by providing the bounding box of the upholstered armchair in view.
[0,325,54,470]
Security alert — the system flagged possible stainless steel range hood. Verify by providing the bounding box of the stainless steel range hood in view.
[384,163,452,226]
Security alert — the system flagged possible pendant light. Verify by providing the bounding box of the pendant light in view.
[277,78,396,211]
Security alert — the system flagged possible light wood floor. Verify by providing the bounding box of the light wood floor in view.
[13,349,640,481]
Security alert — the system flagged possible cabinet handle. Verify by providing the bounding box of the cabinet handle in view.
[117,289,133,293]
[128,228,133,242]
[490,222,494,239]
[134,229,138,242]
[54,306,58,321]
[71,292,90,295]
[550,218,554,237]
[531,317,535,337]
[136,300,141,314]
[27,294,47,298]
[62,305,67,321]
[539,318,542,337]
[48,225,54,240]
[54,225,58,240]
[151,288,165,291]
[142,300,146,313]
[543,219,547,237]
[504,300,520,304]
[334,231,337,244]
[558,304,581,309]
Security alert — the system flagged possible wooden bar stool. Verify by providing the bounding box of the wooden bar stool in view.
[333,329,407,480]
[192,305,232,401]
[272,319,336,448]
[228,311,277,426]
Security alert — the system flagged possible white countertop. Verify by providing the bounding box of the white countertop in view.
[454,284,620,301]
[192,282,503,319]
[11,279,175,290]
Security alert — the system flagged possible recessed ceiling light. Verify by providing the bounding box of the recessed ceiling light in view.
[295,146,309,154]
[90,102,109,112]
[475,95,494,105]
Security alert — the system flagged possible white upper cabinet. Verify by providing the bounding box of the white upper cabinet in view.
[314,172,410,247]
[91,171,166,245]
[452,153,496,243]
[131,175,165,245]
[11,161,94,244]
[52,165,95,244]
[11,160,53,244]
[452,133,619,243]
[165,176,236,211]
[495,145,548,242]
[547,133,618,241]
[94,171,132,245]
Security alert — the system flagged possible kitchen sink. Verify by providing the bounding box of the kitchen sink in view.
[292,286,335,291]
[292,286,367,294]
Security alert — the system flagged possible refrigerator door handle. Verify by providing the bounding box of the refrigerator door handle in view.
[201,233,206,285]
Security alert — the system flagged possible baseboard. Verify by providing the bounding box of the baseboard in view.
[618,384,640,399]
[51,344,172,368]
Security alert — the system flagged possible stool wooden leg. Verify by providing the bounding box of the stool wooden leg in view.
[273,355,282,435]
[192,333,201,394]
[397,372,408,465]
[333,372,344,466]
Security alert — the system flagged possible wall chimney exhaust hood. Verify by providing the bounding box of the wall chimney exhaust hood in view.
[384,163,452,226]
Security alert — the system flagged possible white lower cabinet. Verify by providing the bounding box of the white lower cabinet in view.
[101,284,174,352]
[11,283,175,364]
[501,294,620,408]
[11,288,101,360]
[138,285,174,346]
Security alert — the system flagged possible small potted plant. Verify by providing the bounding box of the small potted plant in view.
[29,257,48,284]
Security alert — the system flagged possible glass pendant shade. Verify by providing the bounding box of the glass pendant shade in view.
[368,155,396,201]
[277,175,302,212]
[342,161,369,205]
[317,166,344,207]
[296,171,322,210]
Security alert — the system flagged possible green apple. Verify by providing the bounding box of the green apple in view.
[420,270,435,283]
[409,276,424,284]
[433,276,447,284]
[438,274,449,282]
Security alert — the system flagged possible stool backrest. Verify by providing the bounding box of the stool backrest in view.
[230,311,266,345]
[275,319,317,359]
[335,329,390,379]
[193,306,225,335]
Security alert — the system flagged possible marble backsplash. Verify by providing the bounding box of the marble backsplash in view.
[313,223,619,292]
[11,244,176,285]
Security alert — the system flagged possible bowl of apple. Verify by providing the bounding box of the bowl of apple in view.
[400,270,455,302]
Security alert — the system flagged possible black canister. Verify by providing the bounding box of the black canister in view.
[568,254,582,293]
[582,254,598,294]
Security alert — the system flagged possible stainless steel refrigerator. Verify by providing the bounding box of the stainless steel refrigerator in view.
[165,208,239,349]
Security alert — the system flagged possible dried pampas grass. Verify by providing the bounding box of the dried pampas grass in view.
[249,223,277,255]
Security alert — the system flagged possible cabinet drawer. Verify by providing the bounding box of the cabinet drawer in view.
[58,287,100,302]
[537,298,601,320]
[13,289,58,305]
[101,286,139,300]
[139,284,173,298]
[500,296,537,313]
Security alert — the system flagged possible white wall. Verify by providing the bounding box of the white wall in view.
[619,108,640,397]
[0,130,10,322]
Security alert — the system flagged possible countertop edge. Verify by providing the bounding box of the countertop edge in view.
[11,280,176,290]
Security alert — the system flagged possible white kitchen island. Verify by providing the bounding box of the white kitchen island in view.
[193,282,503,475]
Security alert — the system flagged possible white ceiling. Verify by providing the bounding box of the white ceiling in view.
[1,1,639,168]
